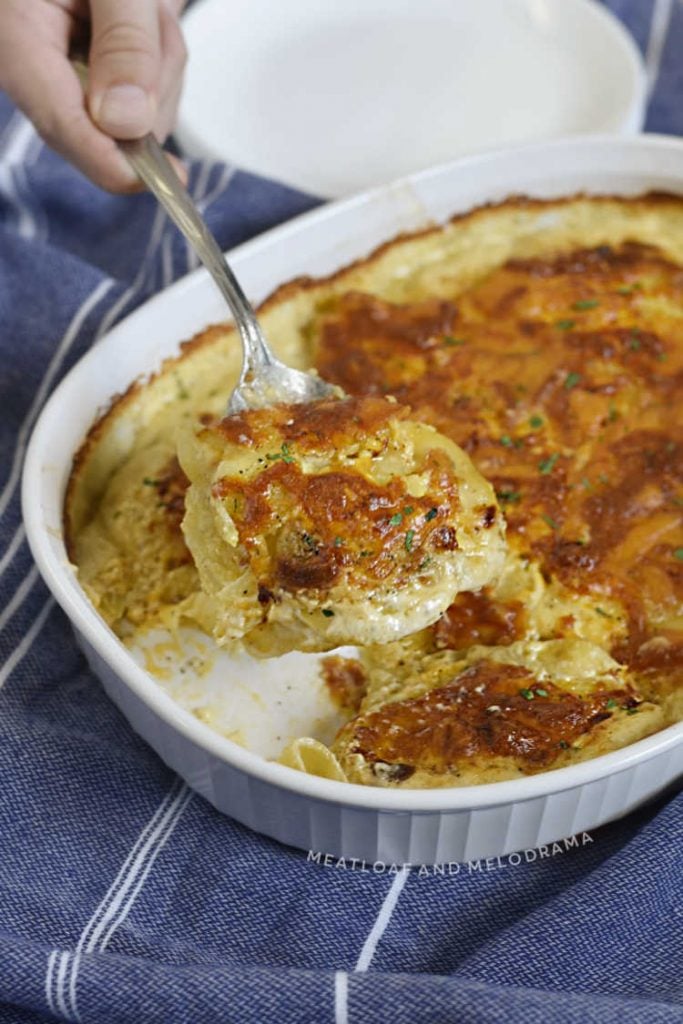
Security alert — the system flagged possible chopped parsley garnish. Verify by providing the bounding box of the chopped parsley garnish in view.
[266,442,296,464]
[143,477,160,487]
[538,452,560,475]
[595,607,612,618]
[628,333,641,351]
[625,707,639,716]
[536,688,548,697]
[404,530,415,552]
[606,698,618,710]
[656,352,668,363]
[497,489,521,504]
[389,512,403,527]
[674,548,683,562]
[444,335,466,346]
[500,434,514,448]
[564,371,582,390]
[581,476,593,490]
[617,283,638,295]
[403,506,414,515]
[333,536,344,547]
[321,608,335,617]
[425,507,438,522]
[555,319,576,331]
[598,473,610,485]
[607,401,619,423]
[418,555,432,571]
[542,513,559,530]
[529,414,544,429]
[302,532,318,551]
[519,688,534,700]
[558,740,570,750]
[572,299,599,310]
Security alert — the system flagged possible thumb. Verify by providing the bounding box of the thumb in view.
[88,0,161,139]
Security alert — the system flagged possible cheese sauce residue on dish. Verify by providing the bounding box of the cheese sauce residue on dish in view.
[66,196,683,787]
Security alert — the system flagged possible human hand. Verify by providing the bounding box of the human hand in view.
[0,0,188,192]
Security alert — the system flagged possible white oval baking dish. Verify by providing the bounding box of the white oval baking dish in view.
[23,135,683,865]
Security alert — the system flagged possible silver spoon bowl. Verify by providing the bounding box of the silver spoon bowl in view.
[119,134,338,414]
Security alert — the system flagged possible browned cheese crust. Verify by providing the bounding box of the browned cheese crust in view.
[64,195,683,786]
[333,657,649,786]
[312,244,682,678]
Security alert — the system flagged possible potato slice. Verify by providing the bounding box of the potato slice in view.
[178,395,506,656]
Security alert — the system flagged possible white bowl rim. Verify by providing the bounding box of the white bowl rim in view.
[22,132,683,815]
[176,0,647,196]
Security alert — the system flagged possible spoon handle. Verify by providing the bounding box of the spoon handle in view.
[119,133,277,374]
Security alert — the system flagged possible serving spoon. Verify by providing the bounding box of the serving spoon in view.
[118,133,338,413]
[71,51,336,412]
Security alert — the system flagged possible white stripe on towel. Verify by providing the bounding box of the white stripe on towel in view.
[355,866,409,972]
[94,202,168,342]
[0,523,25,581]
[64,778,193,1022]
[161,230,175,289]
[98,783,194,951]
[54,951,73,1019]
[43,781,180,1016]
[44,950,58,1016]
[46,949,72,1018]
[197,163,235,215]
[0,596,54,689]
[0,277,113,641]
[0,564,39,635]
[1,196,169,613]
[0,277,114,522]
[334,970,349,1024]
[1,174,183,674]
[645,0,673,97]
[0,113,42,240]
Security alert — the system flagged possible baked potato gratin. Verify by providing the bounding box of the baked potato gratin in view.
[177,395,505,655]
[65,193,683,789]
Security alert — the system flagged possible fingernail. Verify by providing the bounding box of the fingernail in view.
[91,84,154,137]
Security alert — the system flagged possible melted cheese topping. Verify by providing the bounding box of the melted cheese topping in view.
[313,242,683,684]
[66,196,683,787]
[332,639,663,787]
[177,395,505,654]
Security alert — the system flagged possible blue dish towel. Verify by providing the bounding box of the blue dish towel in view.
[1,3,682,1022]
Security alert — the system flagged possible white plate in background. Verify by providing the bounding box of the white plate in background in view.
[176,0,646,197]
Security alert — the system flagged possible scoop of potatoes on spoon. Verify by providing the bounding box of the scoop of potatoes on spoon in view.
[108,123,506,654]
